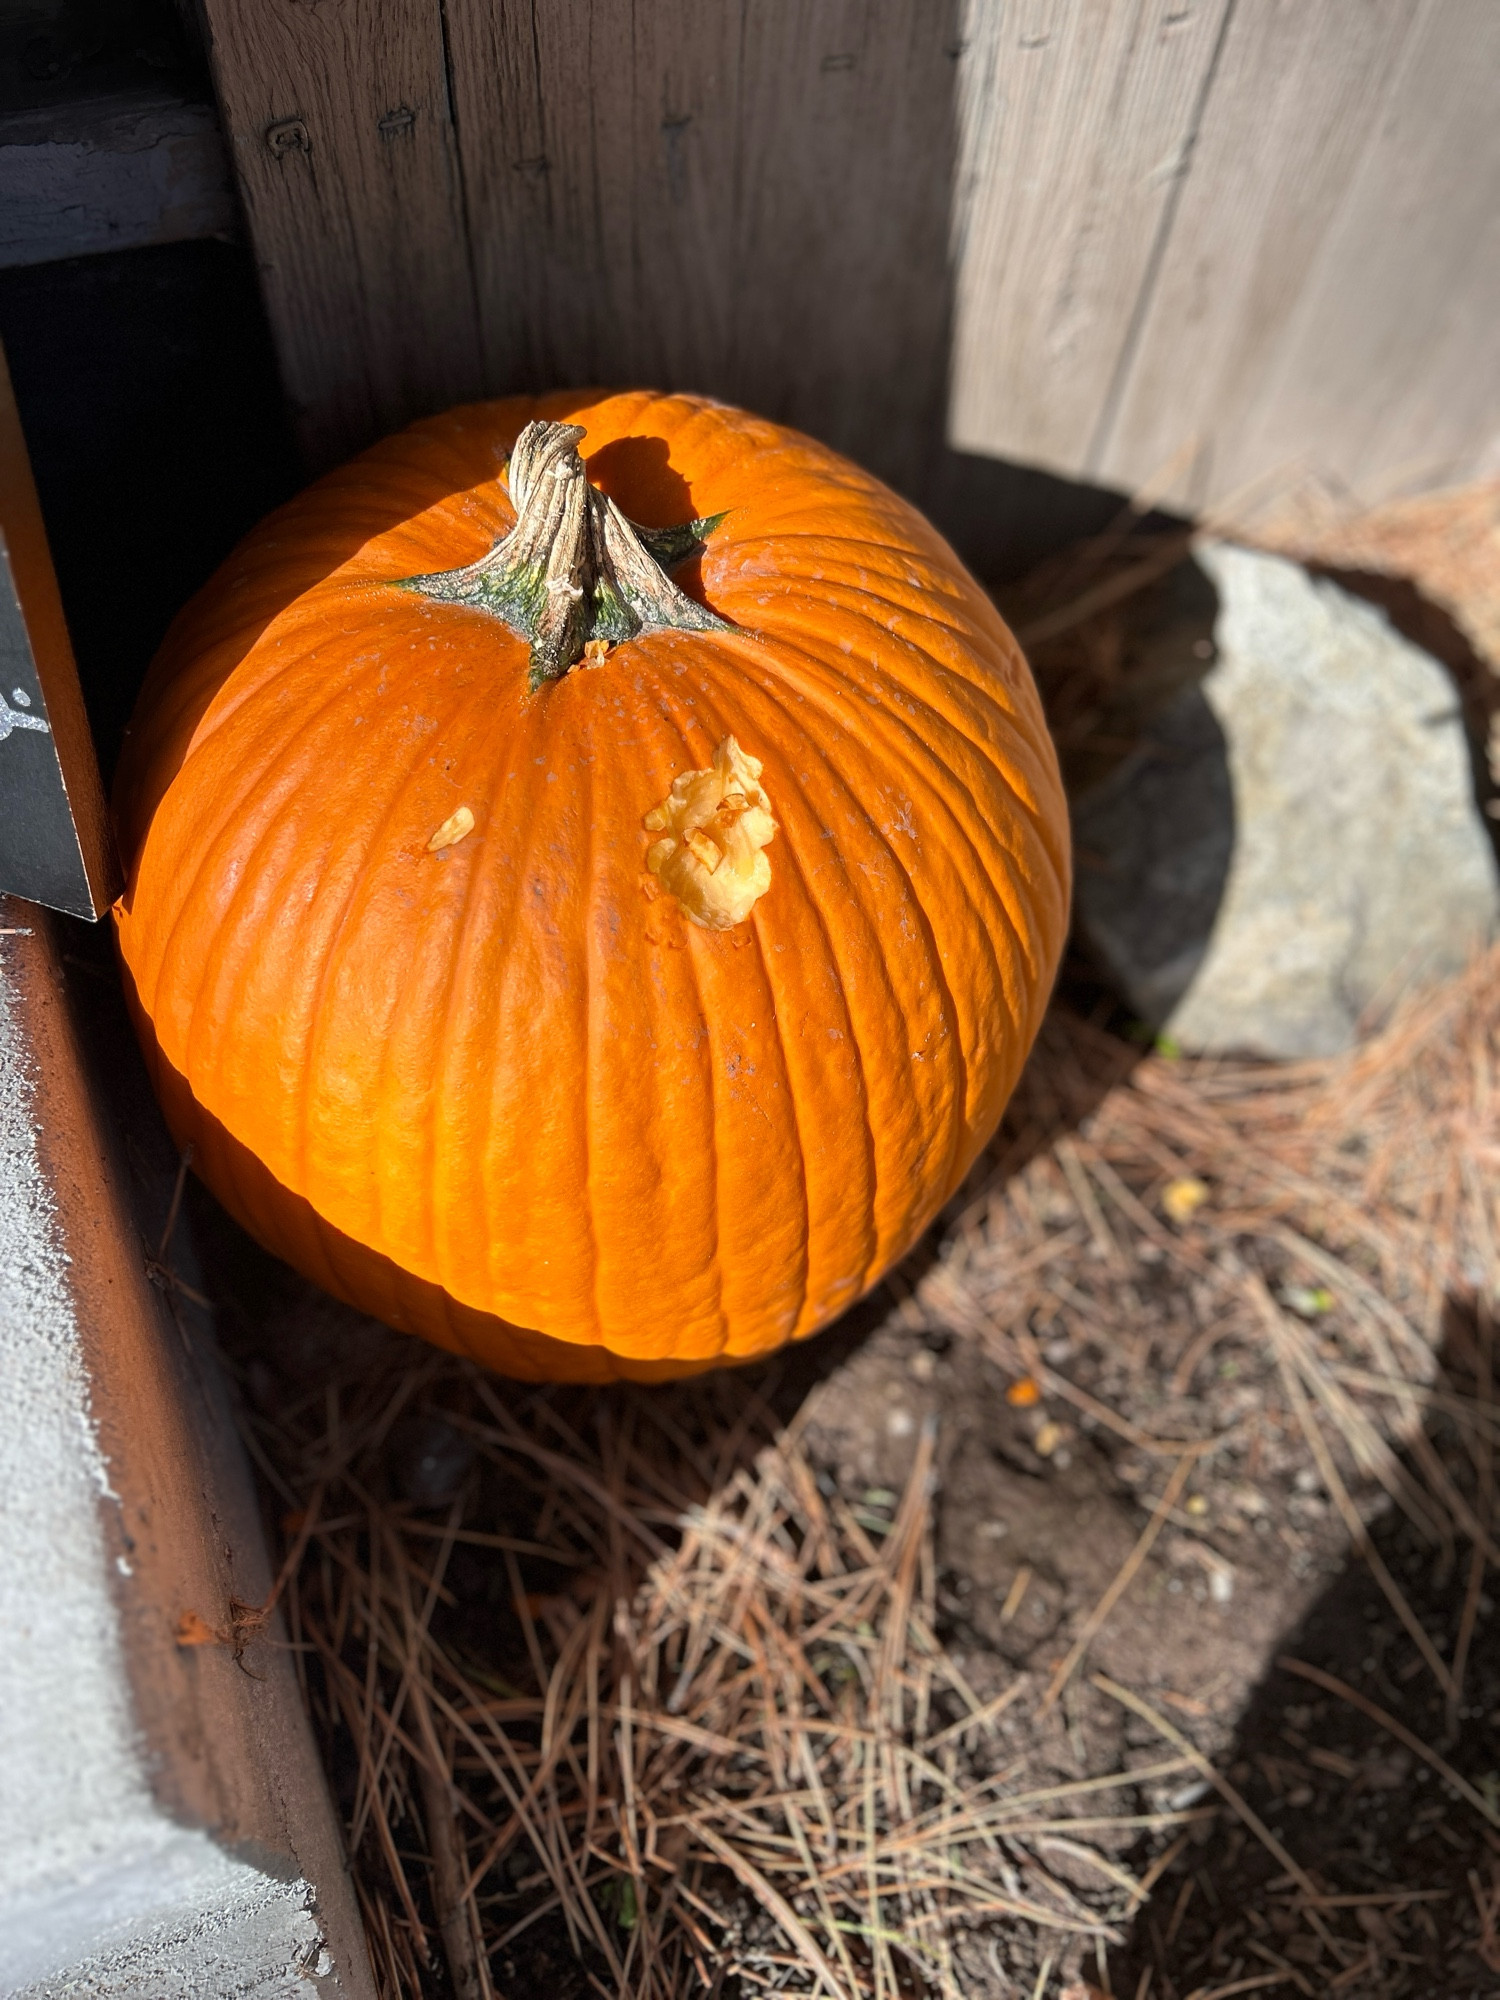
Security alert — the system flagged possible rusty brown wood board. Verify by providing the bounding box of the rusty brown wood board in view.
[197,0,1500,513]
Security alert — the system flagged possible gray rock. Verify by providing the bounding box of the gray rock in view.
[1073,541,1500,1058]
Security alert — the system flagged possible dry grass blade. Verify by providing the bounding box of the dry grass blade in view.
[1252,1280,1458,1697]
[245,1352,1150,1998]
[1039,1452,1198,1713]
[1275,1657,1500,1830]
[1182,1974,1293,2000]
[1449,1295,1495,1733]
[691,1821,846,1999]
[1090,1677,1319,1903]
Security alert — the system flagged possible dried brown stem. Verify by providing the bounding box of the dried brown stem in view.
[404,420,729,686]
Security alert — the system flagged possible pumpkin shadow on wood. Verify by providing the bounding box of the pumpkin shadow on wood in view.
[1106,1300,1500,1999]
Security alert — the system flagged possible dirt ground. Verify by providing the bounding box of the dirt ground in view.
[802,1223,1500,1998]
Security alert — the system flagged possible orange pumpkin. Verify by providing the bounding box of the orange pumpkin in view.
[113,391,1068,1381]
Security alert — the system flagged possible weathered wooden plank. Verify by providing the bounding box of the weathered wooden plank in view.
[197,0,484,468]
[947,0,1233,478]
[1213,0,1500,509]
[1090,0,1420,507]
[947,0,1500,514]
[199,0,1500,527]
[0,89,236,271]
[727,1,959,494]
[443,0,959,497]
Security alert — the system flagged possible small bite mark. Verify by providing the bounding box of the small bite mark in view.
[643,735,776,931]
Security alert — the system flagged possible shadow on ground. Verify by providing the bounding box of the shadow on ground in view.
[1108,1299,1500,2000]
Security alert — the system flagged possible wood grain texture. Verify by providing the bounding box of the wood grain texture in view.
[443,0,961,500]
[200,0,1500,517]
[1092,0,1429,508]
[0,89,235,271]
[1191,0,1500,508]
[947,0,1232,476]
[197,0,484,467]
[955,0,1500,513]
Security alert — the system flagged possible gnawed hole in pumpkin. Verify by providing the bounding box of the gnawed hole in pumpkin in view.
[644,735,776,930]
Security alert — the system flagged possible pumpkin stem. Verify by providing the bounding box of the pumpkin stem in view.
[401,420,730,688]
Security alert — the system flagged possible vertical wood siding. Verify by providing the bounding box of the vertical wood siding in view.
[198,0,1500,513]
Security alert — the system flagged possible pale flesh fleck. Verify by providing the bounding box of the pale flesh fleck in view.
[643,735,776,930]
[427,804,476,852]
[1162,1175,1210,1223]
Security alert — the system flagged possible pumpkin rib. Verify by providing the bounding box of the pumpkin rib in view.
[711,538,1006,646]
[465,704,597,1338]
[576,733,611,1350]
[464,672,716,1360]
[212,402,515,608]
[720,617,1064,997]
[428,696,530,1316]
[312,1188,390,1321]
[707,713,882,1311]
[611,650,843,1351]
[648,674,813,1353]
[745,911,815,1340]
[721,586,1045,803]
[289,716,458,1240]
[749,575,1031,730]
[705,660,974,1218]
[304,1197,370,1313]
[708,584,1058,863]
[707,625,1042,1099]
[194,1053,353,1309]
[687,929,793,1359]
[728,772,864,1334]
[764,834,883,1309]
[637,673,758,1358]
[601,392,747,493]
[750,816,882,1312]
[291,410,523,555]
[135,630,403,1046]
[160,590,416,775]
[620,702,737,1360]
[128,666,329,1015]
[386,725,497,1296]
[779,655,1052,1170]
[678,661,950,1279]
[135,581,323,742]
[155,747,360,1124]
[248,640,494,1240]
